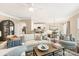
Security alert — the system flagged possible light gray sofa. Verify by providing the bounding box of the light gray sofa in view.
[23,34,35,42]
[0,40,51,56]
[4,46,27,56]
[0,33,44,56]
[0,44,33,56]
[59,35,77,49]
[59,40,77,49]
[0,46,23,56]
[0,34,35,56]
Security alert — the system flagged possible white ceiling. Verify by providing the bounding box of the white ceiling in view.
[31,3,79,23]
[0,3,79,23]
[0,3,32,18]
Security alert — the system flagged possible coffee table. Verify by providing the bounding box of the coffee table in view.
[33,44,64,56]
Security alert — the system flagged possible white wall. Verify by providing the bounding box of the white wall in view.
[14,21,26,35]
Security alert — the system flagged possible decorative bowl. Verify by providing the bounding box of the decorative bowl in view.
[37,44,49,51]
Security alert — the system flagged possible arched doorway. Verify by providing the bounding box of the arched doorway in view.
[0,20,15,41]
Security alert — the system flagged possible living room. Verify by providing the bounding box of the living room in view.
[0,3,79,56]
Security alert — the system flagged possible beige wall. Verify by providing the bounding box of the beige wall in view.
[25,19,32,34]
[68,13,79,40]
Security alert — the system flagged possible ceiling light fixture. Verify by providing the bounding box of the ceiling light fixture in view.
[29,7,34,12]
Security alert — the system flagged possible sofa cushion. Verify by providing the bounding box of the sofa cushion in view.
[23,34,34,41]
